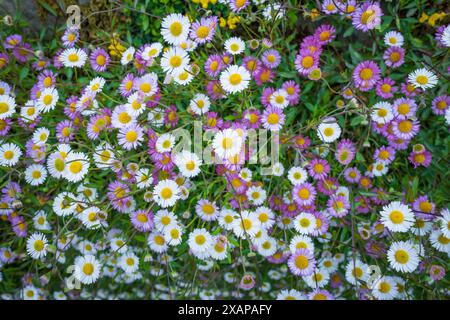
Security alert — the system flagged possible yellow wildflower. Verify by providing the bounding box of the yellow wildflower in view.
[108,38,126,58]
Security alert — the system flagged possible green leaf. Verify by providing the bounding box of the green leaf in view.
[19,67,29,82]
[37,0,57,16]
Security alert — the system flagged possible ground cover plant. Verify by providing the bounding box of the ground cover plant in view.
[0,0,449,300]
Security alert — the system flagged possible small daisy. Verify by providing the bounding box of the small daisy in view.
[26,232,48,259]
[153,179,180,208]
[384,31,404,47]
[218,208,237,231]
[189,93,210,115]
[0,95,15,119]
[121,46,135,65]
[224,37,245,55]
[408,68,438,90]
[24,164,47,186]
[380,201,414,233]
[174,150,202,178]
[293,212,317,235]
[60,48,87,68]
[219,65,251,94]
[80,206,103,229]
[371,101,394,124]
[62,152,90,183]
[119,252,139,274]
[289,234,315,254]
[118,124,144,150]
[372,276,398,300]
[0,142,22,167]
[317,119,341,143]
[156,133,175,153]
[33,210,51,231]
[188,228,213,259]
[232,211,261,238]
[212,128,243,159]
[160,47,190,74]
[161,13,191,46]
[246,185,267,206]
[269,89,289,109]
[163,224,183,246]
[74,254,101,284]
[387,241,419,273]
[288,248,316,276]
[37,87,59,112]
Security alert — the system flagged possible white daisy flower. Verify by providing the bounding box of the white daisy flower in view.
[218,208,237,231]
[212,128,243,159]
[270,89,289,109]
[188,228,213,259]
[239,168,252,182]
[33,210,51,231]
[387,241,420,273]
[22,285,39,300]
[384,31,404,47]
[36,87,59,113]
[287,166,308,185]
[80,206,103,229]
[153,179,180,208]
[172,66,194,85]
[143,42,163,60]
[160,46,190,74]
[60,48,88,68]
[257,236,277,257]
[62,152,90,183]
[246,185,267,206]
[232,211,261,239]
[174,150,202,178]
[304,268,330,288]
[345,259,371,285]
[219,65,251,94]
[154,209,177,231]
[317,119,341,143]
[147,231,168,253]
[32,127,50,145]
[439,208,450,238]
[189,93,210,115]
[52,192,77,216]
[276,289,305,300]
[0,94,15,119]
[20,101,41,123]
[161,13,191,46]
[155,133,175,153]
[441,24,450,47]
[289,234,315,254]
[26,232,48,259]
[120,46,135,65]
[372,161,389,177]
[254,206,275,230]
[371,276,398,300]
[74,254,101,284]
[408,68,438,90]
[380,201,414,233]
[135,168,153,189]
[93,143,116,169]
[0,142,22,167]
[224,37,245,55]
[429,230,450,253]
[163,223,183,246]
[24,164,47,186]
[86,77,106,94]
[371,101,394,124]
[119,252,139,274]
[293,212,317,235]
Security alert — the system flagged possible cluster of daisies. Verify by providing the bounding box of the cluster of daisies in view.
[0,0,449,300]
